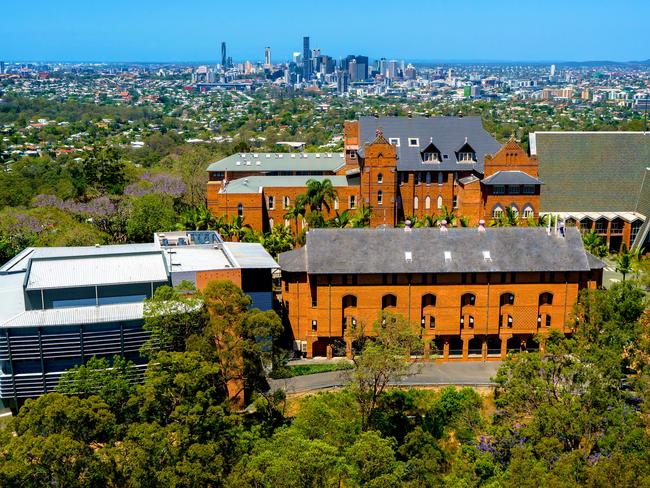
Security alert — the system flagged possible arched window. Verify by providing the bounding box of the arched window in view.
[510,205,519,218]
[421,294,436,308]
[267,195,275,210]
[428,316,436,329]
[500,293,515,306]
[437,172,443,185]
[461,293,476,307]
[382,294,397,309]
[539,292,553,306]
[425,172,432,184]
[269,218,274,228]
[237,203,243,217]
[377,173,383,184]
[437,195,443,209]
[468,315,475,328]
[425,196,431,209]
[523,205,534,219]
[284,219,291,228]
[334,198,339,210]
[377,190,383,205]
[283,196,290,209]
[492,206,503,219]
[414,196,419,210]
[343,295,357,308]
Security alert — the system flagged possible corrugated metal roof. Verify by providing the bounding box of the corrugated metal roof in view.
[207,152,345,173]
[221,175,351,194]
[165,247,233,273]
[0,272,27,326]
[25,252,168,290]
[224,243,279,269]
[2,302,144,328]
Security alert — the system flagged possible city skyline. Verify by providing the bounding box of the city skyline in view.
[3,0,650,63]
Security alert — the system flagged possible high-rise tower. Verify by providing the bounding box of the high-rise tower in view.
[221,42,227,67]
[302,36,311,81]
[264,47,272,68]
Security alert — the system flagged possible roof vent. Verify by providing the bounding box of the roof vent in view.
[405,251,412,262]
[235,161,241,165]
[240,153,246,157]
[246,161,251,166]
[482,250,492,261]
[243,179,248,185]
[440,220,448,233]
[444,251,452,262]
[265,154,271,158]
[255,161,261,165]
[95,243,100,248]
[316,154,320,158]
[404,219,413,232]
[478,219,486,232]
[278,154,283,158]
[291,154,296,158]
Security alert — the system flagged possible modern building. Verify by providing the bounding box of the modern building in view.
[279,226,603,359]
[0,231,278,408]
[221,42,227,68]
[264,47,272,68]
[302,37,311,81]
[207,116,543,232]
[531,131,650,250]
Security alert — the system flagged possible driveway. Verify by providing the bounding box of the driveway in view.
[269,361,501,394]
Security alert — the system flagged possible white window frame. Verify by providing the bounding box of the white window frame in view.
[389,137,400,147]
[349,195,356,209]
[377,190,383,206]
[408,137,419,147]
[267,195,275,210]
[492,206,503,219]
[522,206,534,218]
[425,196,431,209]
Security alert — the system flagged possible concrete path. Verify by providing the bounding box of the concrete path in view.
[269,361,501,394]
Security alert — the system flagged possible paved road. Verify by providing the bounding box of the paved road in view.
[269,361,501,394]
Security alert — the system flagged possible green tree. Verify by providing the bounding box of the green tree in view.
[262,224,295,258]
[582,230,608,257]
[616,243,632,280]
[126,194,177,242]
[283,194,307,233]
[305,178,338,212]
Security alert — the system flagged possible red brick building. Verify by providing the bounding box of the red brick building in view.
[279,226,602,360]
[207,116,542,233]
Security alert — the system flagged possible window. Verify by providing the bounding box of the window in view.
[377,173,383,184]
[312,294,317,307]
[377,190,383,205]
[461,293,476,307]
[389,137,400,146]
[435,196,441,210]
[382,294,397,309]
[523,185,535,195]
[267,195,275,210]
[523,206,534,219]
[414,172,421,185]
[507,315,513,327]
[492,206,503,219]
[269,218,274,228]
[453,195,458,209]
[595,219,608,234]
[493,185,505,195]
[237,203,243,217]
[437,172,443,186]
[425,172,431,184]
[501,314,513,328]
[400,173,409,184]
[283,196,290,208]
[508,185,521,194]
[458,152,475,162]
[539,292,553,306]
[284,279,289,292]
[421,294,436,307]
[631,220,642,243]
[334,198,339,210]
[500,293,515,306]
[408,138,419,147]
[511,205,519,218]
[545,315,551,327]
[311,320,317,332]
[610,219,623,235]
[344,274,358,285]
[414,196,419,210]
[429,316,436,329]
[423,152,440,163]
[468,316,475,328]
[343,295,357,308]
[284,219,290,227]
[425,196,431,209]
[349,195,356,209]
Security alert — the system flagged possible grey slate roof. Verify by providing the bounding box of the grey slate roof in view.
[207,152,345,173]
[482,171,543,186]
[358,116,501,173]
[279,227,597,275]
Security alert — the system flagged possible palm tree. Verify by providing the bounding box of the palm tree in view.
[351,204,372,228]
[582,231,608,258]
[491,206,519,227]
[283,194,307,234]
[305,178,338,213]
[329,209,351,228]
[224,215,251,242]
[420,215,438,228]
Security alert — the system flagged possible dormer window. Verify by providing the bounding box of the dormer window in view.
[389,137,400,147]
[423,152,441,163]
[458,152,476,162]
[408,138,419,147]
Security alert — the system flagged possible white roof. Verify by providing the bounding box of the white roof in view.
[25,252,168,290]
[224,243,280,269]
[0,272,27,326]
[542,211,645,223]
[165,247,233,273]
[3,302,144,328]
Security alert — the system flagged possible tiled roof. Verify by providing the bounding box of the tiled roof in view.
[279,227,598,274]
[358,116,501,172]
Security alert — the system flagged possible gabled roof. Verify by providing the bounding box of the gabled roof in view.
[358,116,501,172]
[279,227,595,275]
[482,171,543,186]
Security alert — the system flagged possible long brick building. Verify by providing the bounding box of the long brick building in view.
[207,116,542,233]
[279,225,602,360]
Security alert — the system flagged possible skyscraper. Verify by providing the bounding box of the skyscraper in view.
[302,36,312,81]
[221,42,227,67]
[0,62,5,75]
[264,47,272,68]
[550,64,556,78]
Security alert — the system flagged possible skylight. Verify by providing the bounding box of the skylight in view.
[444,251,452,262]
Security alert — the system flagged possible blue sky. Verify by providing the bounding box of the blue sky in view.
[2,0,649,63]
